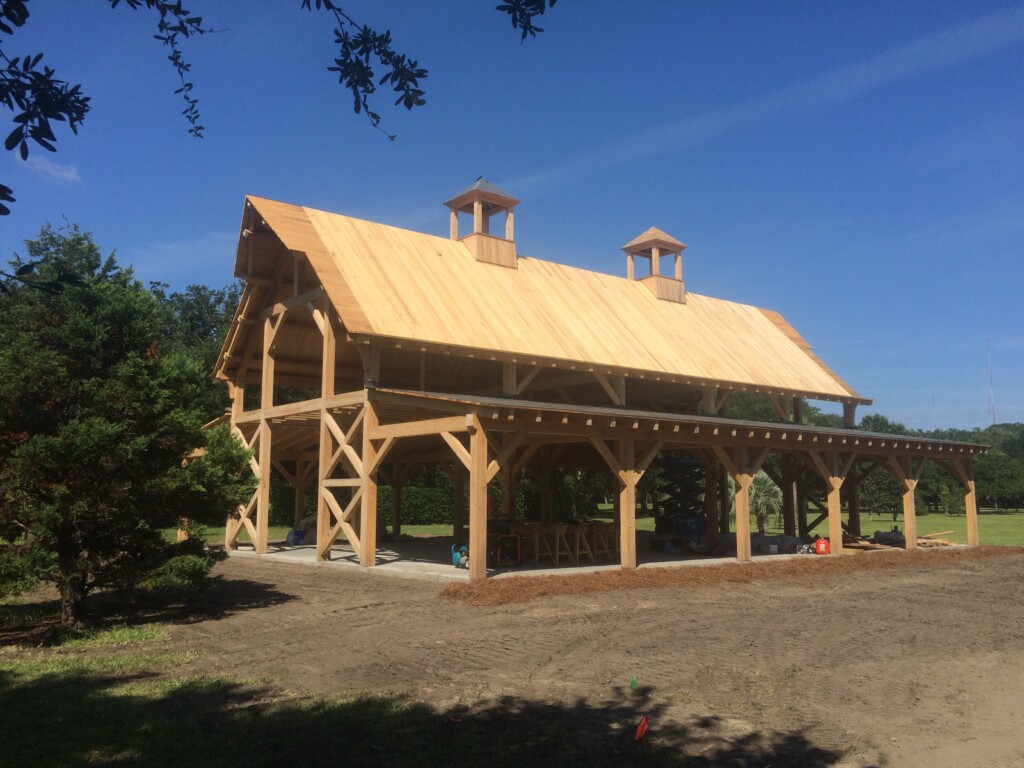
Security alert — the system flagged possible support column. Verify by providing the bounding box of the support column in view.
[965,478,979,546]
[255,420,271,554]
[468,420,488,581]
[901,480,918,549]
[618,438,637,570]
[392,475,403,538]
[719,471,730,534]
[796,470,808,538]
[782,455,796,537]
[539,467,554,524]
[826,477,844,554]
[714,445,771,562]
[734,472,753,562]
[847,472,861,538]
[293,461,307,528]
[359,399,379,567]
[806,450,855,555]
[944,457,980,546]
[254,315,278,555]
[452,464,467,537]
[703,459,719,546]
[316,299,336,561]
[886,456,925,552]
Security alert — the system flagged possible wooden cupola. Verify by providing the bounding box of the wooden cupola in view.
[445,177,519,268]
[623,227,687,304]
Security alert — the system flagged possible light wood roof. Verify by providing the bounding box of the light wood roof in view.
[241,195,867,404]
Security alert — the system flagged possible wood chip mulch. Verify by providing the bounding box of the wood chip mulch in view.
[441,546,1024,606]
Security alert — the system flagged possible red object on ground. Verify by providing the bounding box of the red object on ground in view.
[814,538,830,555]
[634,714,650,741]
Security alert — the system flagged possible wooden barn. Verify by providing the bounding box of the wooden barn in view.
[214,179,984,580]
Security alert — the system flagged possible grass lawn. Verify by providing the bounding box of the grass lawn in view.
[166,509,1024,548]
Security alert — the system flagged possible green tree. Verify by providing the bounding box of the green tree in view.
[749,470,782,534]
[0,0,557,215]
[974,448,1024,509]
[0,224,253,626]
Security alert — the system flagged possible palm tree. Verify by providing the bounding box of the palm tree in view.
[728,470,783,534]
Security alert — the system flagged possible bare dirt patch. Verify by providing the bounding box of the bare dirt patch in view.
[153,548,1024,766]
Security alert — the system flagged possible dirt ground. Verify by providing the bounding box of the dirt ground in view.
[169,548,1024,767]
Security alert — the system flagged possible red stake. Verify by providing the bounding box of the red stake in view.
[634,714,650,741]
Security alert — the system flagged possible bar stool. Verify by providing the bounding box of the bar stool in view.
[589,523,613,562]
[573,523,596,564]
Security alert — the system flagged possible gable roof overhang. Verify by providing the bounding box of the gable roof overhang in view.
[218,195,870,407]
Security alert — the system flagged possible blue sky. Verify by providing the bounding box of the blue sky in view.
[2,1,1022,430]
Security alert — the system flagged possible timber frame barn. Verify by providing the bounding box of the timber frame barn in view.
[214,179,985,580]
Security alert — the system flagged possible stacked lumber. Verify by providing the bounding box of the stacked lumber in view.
[845,530,959,550]
[842,536,889,551]
[916,531,956,548]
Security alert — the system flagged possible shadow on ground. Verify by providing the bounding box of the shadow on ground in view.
[0,669,846,768]
[0,575,296,644]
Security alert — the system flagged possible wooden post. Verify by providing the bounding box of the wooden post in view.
[505,208,514,241]
[719,471,730,534]
[826,476,844,554]
[901,479,918,549]
[392,474,403,538]
[618,438,637,570]
[944,457,980,546]
[782,455,796,537]
[359,398,379,566]
[805,450,853,555]
[843,402,857,428]
[316,298,336,561]
[713,445,771,562]
[886,456,924,552]
[449,209,459,240]
[468,420,488,581]
[293,460,306,528]
[847,471,861,538]
[734,471,752,562]
[704,458,719,546]
[473,200,485,235]
[796,469,808,538]
[255,420,271,554]
[453,464,467,537]
[965,478,979,545]
[539,466,554,524]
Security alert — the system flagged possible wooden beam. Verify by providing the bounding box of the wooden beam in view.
[255,419,272,554]
[359,400,379,566]
[593,371,622,405]
[468,420,488,581]
[259,287,325,320]
[441,431,472,471]
[618,438,638,569]
[369,415,471,440]
[486,431,526,483]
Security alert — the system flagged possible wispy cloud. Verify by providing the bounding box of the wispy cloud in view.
[120,230,239,290]
[24,155,82,184]
[505,6,1024,195]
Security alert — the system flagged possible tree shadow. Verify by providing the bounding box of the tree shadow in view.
[0,670,848,767]
[0,575,296,645]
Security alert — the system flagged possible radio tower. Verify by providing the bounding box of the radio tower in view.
[986,336,996,425]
